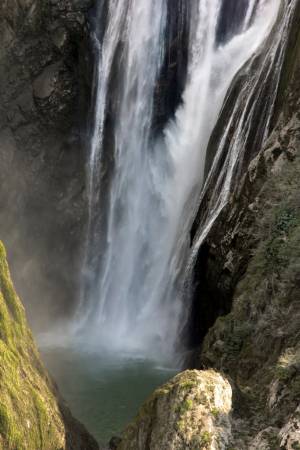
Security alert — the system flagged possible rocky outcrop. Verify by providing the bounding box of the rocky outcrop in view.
[199,130,300,447]
[0,240,98,449]
[0,0,92,329]
[117,370,232,450]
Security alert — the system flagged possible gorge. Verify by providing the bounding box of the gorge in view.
[0,0,300,449]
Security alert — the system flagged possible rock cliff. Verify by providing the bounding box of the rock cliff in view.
[0,240,98,449]
[0,0,92,329]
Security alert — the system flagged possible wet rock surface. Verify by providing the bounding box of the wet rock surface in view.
[0,0,92,328]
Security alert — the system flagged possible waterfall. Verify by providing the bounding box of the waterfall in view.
[78,0,282,360]
[187,0,297,285]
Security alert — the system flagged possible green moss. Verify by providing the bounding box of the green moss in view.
[211,407,220,419]
[175,399,193,416]
[0,241,67,449]
[200,431,212,446]
[263,205,299,273]
[176,398,193,415]
[0,242,26,334]
[0,293,13,344]
[0,403,10,437]
[180,381,197,390]
[175,419,185,432]
[0,402,24,449]
[189,431,213,449]
[118,370,230,450]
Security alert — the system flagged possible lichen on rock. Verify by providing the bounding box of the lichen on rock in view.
[117,369,232,450]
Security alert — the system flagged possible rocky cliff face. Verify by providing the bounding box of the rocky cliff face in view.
[198,119,300,448]
[188,1,300,448]
[0,0,92,329]
[0,240,98,449]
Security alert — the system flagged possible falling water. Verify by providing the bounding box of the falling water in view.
[79,0,282,359]
[188,0,297,279]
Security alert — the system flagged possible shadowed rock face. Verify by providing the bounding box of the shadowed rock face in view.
[0,241,99,449]
[0,0,93,329]
[216,0,250,44]
[152,0,189,134]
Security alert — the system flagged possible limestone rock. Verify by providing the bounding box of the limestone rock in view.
[117,370,232,450]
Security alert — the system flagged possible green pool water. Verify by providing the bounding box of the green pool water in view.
[42,347,177,446]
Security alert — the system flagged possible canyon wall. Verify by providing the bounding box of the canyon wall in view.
[0,0,92,329]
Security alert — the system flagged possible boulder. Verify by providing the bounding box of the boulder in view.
[117,370,232,450]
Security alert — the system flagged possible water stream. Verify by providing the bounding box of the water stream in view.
[78,0,281,359]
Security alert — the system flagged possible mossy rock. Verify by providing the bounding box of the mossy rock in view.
[0,241,98,450]
[117,370,232,450]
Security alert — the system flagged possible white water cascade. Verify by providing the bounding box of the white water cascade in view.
[187,0,297,286]
[78,0,282,360]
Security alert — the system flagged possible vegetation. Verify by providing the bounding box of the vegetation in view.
[0,241,66,450]
[200,116,300,447]
[118,370,232,449]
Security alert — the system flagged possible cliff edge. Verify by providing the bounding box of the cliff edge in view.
[0,241,98,450]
